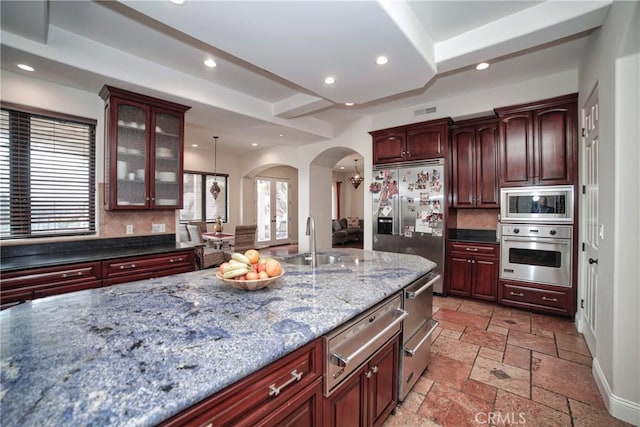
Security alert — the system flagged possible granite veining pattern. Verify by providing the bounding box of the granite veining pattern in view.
[0,249,435,426]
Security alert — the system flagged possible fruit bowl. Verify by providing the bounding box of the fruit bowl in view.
[216,270,285,291]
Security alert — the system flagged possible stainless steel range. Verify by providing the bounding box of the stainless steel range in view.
[500,223,573,287]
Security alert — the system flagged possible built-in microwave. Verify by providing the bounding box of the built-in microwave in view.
[500,185,574,224]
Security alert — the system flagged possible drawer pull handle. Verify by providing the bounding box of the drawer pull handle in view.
[119,264,137,270]
[541,296,558,302]
[465,247,479,252]
[61,272,84,278]
[510,291,525,297]
[268,369,303,397]
[406,274,440,299]
[333,308,408,368]
[169,258,184,263]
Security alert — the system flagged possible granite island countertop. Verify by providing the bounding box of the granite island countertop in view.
[0,248,436,426]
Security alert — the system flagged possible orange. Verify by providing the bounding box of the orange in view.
[245,271,259,280]
[265,259,282,277]
[258,271,269,280]
[257,259,267,273]
[219,262,230,274]
[245,249,260,264]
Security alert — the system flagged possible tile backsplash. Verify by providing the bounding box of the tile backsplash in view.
[450,209,499,230]
[99,184,175,237]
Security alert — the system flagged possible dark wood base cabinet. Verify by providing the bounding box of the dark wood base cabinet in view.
[323,335,399,427]
[161,339,323,427]
[498,279,572,316]
[1,262,102,308]
[101,250,196,286]
[1,249,196,308]
[446,243,499,301]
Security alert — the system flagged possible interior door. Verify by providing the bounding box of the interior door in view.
[256,177,290,247]
[580,87,599,353]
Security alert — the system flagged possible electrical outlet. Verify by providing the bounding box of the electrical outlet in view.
[152,223,166,233]
[126,224,133,235]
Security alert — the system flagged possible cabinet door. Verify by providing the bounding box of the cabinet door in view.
[151,109,183,209]
[372,132,405,164]
[499,113,534,186]
[471,256,498,301]
[533,102,576,185]
[446,255,472,297]
[368,338,398,427]
[475,123,500,207]
[406,123,447,160]
[451,127,476,208]
[110,98,151,208]
[324,369,366,427]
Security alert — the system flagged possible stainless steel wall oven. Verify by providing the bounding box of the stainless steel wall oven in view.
[500,224,573,288]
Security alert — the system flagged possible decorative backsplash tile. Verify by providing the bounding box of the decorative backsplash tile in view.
[452,209,499,230]
[98,184,175,237]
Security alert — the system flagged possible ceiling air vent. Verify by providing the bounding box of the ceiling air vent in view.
[414,106,437,116]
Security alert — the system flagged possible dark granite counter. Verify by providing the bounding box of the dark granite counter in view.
[448,228,499,244]
[0,248,436,426]
[0,234,200,272]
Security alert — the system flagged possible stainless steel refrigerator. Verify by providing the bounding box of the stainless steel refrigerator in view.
[372,159,445,294]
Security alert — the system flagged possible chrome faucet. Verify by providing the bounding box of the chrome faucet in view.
[306,216,317,269]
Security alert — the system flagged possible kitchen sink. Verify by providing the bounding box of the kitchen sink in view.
[282,253,342,266]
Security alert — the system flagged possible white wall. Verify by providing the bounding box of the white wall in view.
[578,1,640,423]
[332,171,365,220]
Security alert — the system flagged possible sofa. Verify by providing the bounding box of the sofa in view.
[332,217,364,245]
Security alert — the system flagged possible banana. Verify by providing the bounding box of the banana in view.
[231,252,252,266]
[225,262,251,271]
[223,267,249,279]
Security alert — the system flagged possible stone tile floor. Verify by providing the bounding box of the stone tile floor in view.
[383,296,632,427]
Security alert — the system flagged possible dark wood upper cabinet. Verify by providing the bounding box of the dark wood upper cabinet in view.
[100,85,191,210]
[450,117,499,208]
[371,118,451,165]
[496,94,577,187]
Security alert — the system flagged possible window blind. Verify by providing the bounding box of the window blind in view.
[0,105,96,239]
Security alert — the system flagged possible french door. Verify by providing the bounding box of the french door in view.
[256,177,291,246]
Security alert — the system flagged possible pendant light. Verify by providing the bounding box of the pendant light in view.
[210,136,221,199]
[349,159,363,189]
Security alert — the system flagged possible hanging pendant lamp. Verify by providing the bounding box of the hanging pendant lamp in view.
[210,136,221,199]
[349,159,363,189]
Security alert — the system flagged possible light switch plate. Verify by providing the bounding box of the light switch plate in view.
[126,224,133,235]
[152,223,166,233]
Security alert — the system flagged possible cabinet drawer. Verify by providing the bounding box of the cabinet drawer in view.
[161,338,322,427]
[102,251,194,284]
[1,262,102,306]
[449,242,498,257]
[499,281,569,314]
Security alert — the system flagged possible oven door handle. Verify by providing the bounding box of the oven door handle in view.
[502,237,570,245]
[332,308,408,368]
[406,274,440,299]
[404,320,439,357]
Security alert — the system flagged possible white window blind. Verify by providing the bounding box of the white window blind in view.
[0,104,96,239]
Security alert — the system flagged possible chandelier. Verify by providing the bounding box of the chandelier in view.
[210,136,221,199]
[349,159,363,189]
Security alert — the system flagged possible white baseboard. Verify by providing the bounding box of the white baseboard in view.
[592,358,640,426]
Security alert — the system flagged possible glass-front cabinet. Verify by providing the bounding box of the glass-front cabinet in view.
[100,86,190,210]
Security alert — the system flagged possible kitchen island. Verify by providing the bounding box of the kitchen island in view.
[0,248,436,426]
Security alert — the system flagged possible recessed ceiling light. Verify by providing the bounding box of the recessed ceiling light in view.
[375,56,388,65]
[17,64,35,72]
[279,133,284,137]
[345,102,354,107]
[340,166,345,170]
[204,58,217,68]
[191,144,198,147]
[476,62,490,71]
[251,143,258,146]
[324,76,336,85]
[169,0,185,4]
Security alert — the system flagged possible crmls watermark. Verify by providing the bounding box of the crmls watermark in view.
[475,411,527,425]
